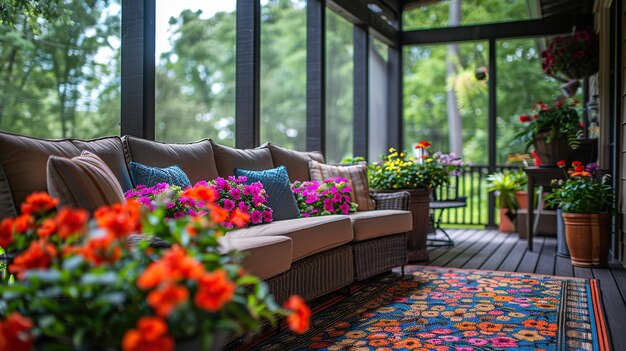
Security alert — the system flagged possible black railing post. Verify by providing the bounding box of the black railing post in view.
[487,38,497,228]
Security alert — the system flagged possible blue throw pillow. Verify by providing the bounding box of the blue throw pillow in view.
[234,166,300,221]
[129,162,192,188]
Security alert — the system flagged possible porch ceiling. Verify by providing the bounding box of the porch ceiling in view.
[400,0,594,18]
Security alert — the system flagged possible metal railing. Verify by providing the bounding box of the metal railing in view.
[435,165,521,227]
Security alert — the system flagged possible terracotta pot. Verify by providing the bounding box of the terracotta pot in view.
[561,212,610,267]
[499,208,516,233]
[515,191,528,210]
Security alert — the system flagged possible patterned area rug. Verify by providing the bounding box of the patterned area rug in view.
[247,267,609,351]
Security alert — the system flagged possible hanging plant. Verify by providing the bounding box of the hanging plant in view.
[541,27,599,80]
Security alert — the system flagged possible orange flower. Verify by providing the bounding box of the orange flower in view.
[9,240,57,279]
[194,269,235,312]
[122,317,173,351]
[414,140,431,149]
[206,203,229,224]
[182,185,218,204]
[137,261,169,290]
[20,192,58,216]
[37,219,58,238]
[94,200,141,239]
[571,171,591,177]
[137,246,204,290]
[284,295,311,334]
[477,321,503,333]
[147,284,189,317]
[55,208,89,239]
[0,218,14,248]
[81,234,121,266]
[0,312,33,351]
[230,208,250,228]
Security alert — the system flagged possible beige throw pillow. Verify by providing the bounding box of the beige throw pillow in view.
[47,151,125,213]
[308,160,376,211]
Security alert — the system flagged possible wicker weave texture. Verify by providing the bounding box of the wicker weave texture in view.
[370,191,410,211]
[266,245,354,304]
[353,233,407,281]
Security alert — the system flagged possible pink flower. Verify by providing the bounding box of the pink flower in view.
[237,202,249,213]
[339,203,350,215]
[262,210,273,223]
[467,338,488,346]
[323,199,334,212]
[489,337,517,348]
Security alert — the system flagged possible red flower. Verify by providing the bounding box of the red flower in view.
[94,201,141,239]
[20,192,58,216]
[55,208,89,239]
[519,115,531,123]
[13,214,33,234]
[206,203,229,224]
[284,295,311,334]
[194,269,235,312]
[147,284,189,317]
[0,312,33,351]
[0,218,14,248]
[557,160,566,168]
[122,317,173,351]
[37,219,58,238]
[9,240,57,279]
[414,140,431,149]
[81,233,121,266]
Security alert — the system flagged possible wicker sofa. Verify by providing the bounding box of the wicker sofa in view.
[0,131,413,305]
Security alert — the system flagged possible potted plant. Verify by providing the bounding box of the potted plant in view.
[541,27,599,80]
[545,161,613,267]
[0,186,310,350]
[367,142,464,262]
[510,168,529,210]
[486,170,520,233]
[513,99,582,166]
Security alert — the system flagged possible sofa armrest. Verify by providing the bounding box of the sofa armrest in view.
[370,191,410,211]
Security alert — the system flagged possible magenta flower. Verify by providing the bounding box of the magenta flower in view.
[262,210,273,222]
[250,211,262,224]
[339,203,350,214]
[222,198,235,211]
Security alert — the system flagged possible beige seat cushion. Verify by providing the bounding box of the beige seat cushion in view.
[219,235,292,280]
[348,210,413,241]
[227,215,353,261]
[47,151,126,213]
[264,142,325,182]
[308,160,376,211]
[122,136,219,184]
[211,140,274,177]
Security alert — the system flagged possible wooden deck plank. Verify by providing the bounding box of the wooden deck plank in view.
[446,230,504,269]
[429,230,499,267]
[515,237,546,273]
[426,229,474,262]
[535,238,557,275]
[462,232,510,270]
[591,268,626,351]
[554,255,574,277]
[479,233,519,271]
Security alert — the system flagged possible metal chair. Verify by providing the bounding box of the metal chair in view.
[428,176,467,247]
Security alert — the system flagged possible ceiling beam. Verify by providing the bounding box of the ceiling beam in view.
[329,0,400,48]
[401,13,593,45]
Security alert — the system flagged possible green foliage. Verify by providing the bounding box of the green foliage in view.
[486,170,521,210]
[512,99,582,151]
[367,148,455,190]
[545,163,613,213]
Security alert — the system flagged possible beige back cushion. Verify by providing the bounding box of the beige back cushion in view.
[211,140,274,177]
[0,132,130,219]
[122,136,219,184]
[47,151,125,213]
[265,142,325,182]
[308,160,376,211]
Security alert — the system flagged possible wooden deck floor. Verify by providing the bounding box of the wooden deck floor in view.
[422,229,626,350]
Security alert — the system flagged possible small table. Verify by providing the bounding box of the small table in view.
[428,199,466,247]
[523,167,567,251]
